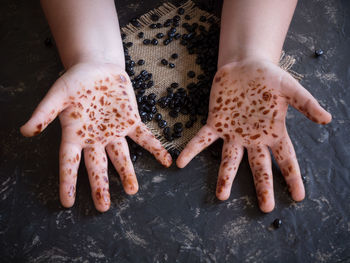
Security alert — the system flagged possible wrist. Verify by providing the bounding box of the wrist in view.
[218,46,281,69]
[62,49,125,70]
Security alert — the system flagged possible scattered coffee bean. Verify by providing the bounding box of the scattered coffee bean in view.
[315,49,324,57]
[154,113,162,121]
[131,153,137,162]
[273,219,282,229]
[151,14,159,22]
[137,59,145,65]
[170,82,179,88]
[187,71,195,78]
[177,7,185,15]
[143,39,151,45]
[158,119,167,128]
[138,32,144,38]
[171,53,179,59]
[156,32,164,39]
[199,16,207,22]
[151,38,158,45]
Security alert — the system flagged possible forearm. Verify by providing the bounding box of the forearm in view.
[41,0,124,69]
[218,0,297,67]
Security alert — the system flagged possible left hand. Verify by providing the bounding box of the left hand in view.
[177,59,332,213]
[20,62,172,212]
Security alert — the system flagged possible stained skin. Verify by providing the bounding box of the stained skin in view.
[177,59,332,213]
[20,63,172,212]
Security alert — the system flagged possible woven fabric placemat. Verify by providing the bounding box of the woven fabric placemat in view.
[122,0,302,151]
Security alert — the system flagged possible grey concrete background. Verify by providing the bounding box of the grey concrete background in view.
[0,0,349,262]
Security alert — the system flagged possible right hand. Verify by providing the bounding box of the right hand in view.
[177,59,331,212]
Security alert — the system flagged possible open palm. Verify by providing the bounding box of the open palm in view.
[21,63,172,212]
[177,59,331,212]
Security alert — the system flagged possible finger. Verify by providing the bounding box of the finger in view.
[59,141,82,208]
[84,146,111,212]
[281,72,332,124]
[270,135,305,202]
[128,123,172,167]
[216,142,244,200]
[247,145,275,213]
[20,77,69,137]
[176,125,219,168]
[106,138,139,195]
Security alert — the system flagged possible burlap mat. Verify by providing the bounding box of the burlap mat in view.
[122,0,302,151]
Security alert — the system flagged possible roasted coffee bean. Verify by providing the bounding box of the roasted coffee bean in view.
[185,120,194,128]
[130,153,137,162]
[187,71,195,78]
[163,126,171,135]
[315,49,324,57]
[156,32,164,39]
[170,82,179,88]
[151,38,158,45]
[164,133,173,142]
[199,16,207,22]
[121,33,126,40]
[174,33,181,40]
[177,7,185,15]
[137,59,145,65]
[137,32,144,38]
[163,39,171,45]
[174,122,183,133]
[155,113,162,121]
[131,18,141,27]
[158,119,167,128]
[171,53,178,59]
[149,23,157,29]
[156,23,163,28]
[169,63,175,68]
[126,42,133,48]
[164,19,172,27]
[143,39,151,45]
[161,59,168,65]
[273,219,282,228]
[151,14,159,22]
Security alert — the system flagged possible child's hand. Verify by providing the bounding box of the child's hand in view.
[21,63,172,212]
[177,59,331,212]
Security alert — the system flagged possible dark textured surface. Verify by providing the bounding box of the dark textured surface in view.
[1,0,350,262]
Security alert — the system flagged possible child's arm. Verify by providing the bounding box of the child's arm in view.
[218,0,297,66]
[20,0,172,212]
[40,0,125,69]
[177,0,332,212]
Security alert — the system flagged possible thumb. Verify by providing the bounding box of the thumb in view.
[281,72,332,125]
[20,77,69,137]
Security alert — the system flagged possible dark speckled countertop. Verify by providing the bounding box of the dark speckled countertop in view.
[0,0,349,262]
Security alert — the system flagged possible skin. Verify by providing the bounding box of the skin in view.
[20,0,171,212]
[177,0,332,213]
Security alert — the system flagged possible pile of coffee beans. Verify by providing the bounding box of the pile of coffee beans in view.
[122,7,220,160]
